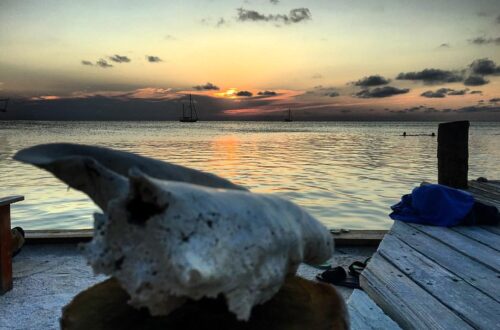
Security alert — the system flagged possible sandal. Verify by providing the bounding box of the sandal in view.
[348,257,371,277]
[316,266,361,289]
[312,262,333,270]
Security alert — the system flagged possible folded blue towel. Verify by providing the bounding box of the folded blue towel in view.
[390,184,474,226]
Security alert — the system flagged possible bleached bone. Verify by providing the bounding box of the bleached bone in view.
[14,143,246,210]
[14,145,333,321]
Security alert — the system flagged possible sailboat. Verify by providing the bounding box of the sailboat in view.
[179,94,198,122]
[284,108,292,122]
[0,98,9,112]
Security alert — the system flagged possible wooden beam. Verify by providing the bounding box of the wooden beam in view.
[0,204,12,294]
[24,229,387,246]
[0,196,24,207]
[437,121,469,189]
[331,230,386,246]
[0,196,24,295]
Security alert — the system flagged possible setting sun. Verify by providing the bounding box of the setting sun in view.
[215,88,239,98]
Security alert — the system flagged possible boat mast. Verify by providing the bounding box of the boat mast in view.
[190,94,193,119]
[189,94,198,120]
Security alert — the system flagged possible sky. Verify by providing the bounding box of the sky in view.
[1,0,499,120]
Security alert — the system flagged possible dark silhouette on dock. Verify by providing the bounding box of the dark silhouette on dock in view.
[402,131,435,137]
[284,109,293,122]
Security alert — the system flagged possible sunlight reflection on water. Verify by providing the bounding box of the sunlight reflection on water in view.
[1,121,499,230]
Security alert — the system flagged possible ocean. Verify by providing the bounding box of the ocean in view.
[1,121,499,230]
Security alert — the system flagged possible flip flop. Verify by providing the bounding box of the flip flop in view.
[316,267,361,289]
[312,262,333,270]
[348,257,371,277]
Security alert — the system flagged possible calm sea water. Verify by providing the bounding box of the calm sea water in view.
[1,121,499,230]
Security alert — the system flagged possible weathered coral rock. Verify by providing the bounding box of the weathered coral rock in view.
[15,144,334,321]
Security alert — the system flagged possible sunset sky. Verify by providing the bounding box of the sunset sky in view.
[1,0,499,120]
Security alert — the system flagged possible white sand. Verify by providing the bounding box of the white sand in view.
[0,244,374,330]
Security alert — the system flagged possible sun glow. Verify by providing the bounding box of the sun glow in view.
[215,88,239,98]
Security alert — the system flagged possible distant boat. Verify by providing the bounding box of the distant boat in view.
[180,94,198,122]
[0,98,9,112]
[284,108,292,122]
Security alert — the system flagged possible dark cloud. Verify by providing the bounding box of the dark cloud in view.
[469,58,500,75]
[165,34,176,40]
[469,36,500,46]
[146,55,162,63]
[470,90,483,94]
[109,54,131,63]
[326,91,340,97]
[354,75,390,87]
[270,0,279,4]
[81,60,93,66]
[497,15,500,23]
[193,82,220,91]
[236,8,311,25]
[421,88,468,98]
[396,69,462,84]
[447,89,468,95]
[96,59,113,68]
[456,105,500,113]
[355,86,409,98]
[257,90,277,96]
[421,89,448,98]
[490,98,500,103]
[236,90,253,97]
[311,73,323,79]
[464,75,489,86]
[288,8,312,23]
[216,18,226,27]
[439,43,450,48]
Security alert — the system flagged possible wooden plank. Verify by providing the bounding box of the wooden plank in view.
[330,230,386,246]
[25,229,93,244]
[469,180,500,195]
[347,289,401,330]
[0,204,13,294]
[0,195,24,207]
[408,223,500,272]
[23,229,387,246]
[391,222,500,302]
[451,226,500,252]
[360,253,473,330]
[347,305,370,330]
[480,225,500,236]
[378,234,500,329]
[468,187,500,202]
[467,187,500,209]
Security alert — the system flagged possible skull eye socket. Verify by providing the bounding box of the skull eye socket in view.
[126,185,168,225]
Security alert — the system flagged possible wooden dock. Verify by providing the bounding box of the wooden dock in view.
[359,179,500,329]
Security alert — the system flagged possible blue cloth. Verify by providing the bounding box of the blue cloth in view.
[390,184,474,226]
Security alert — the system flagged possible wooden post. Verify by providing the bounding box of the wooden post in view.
[437,121,469,189]
[0,195,24,294]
